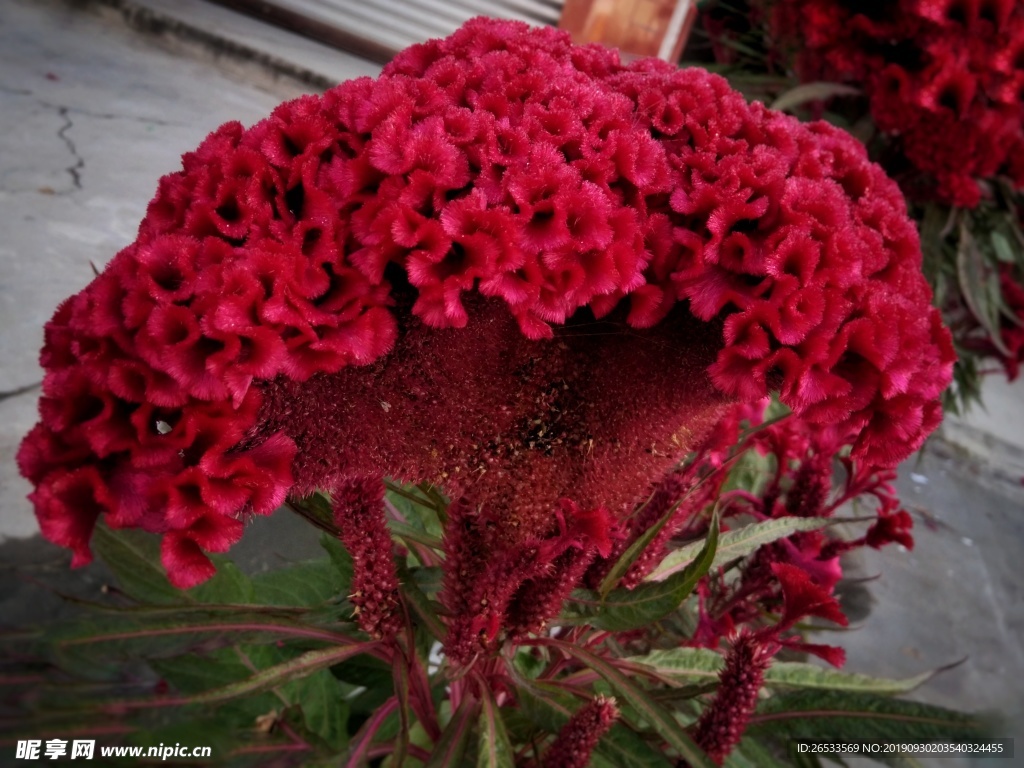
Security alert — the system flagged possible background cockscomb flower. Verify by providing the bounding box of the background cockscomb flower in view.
[19,19,952,656]
[756,0,1024,208]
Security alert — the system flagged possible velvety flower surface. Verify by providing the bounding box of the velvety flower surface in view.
[542,695,619,768]
[20,18,952,623]
[766,0,1024,207]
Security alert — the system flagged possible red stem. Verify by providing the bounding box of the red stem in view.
[345,696,399,768]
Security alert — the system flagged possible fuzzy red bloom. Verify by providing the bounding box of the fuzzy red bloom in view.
[694,564,849,763]
[771,561,849,631]
[331,477,401,639]
[693,631,776,765]
[20,19,951,639]
[542,695,619,768]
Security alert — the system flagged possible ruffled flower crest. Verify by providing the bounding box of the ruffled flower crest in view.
[20,19,952,635]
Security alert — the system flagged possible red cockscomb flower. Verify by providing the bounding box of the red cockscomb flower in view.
[19,20,952,655]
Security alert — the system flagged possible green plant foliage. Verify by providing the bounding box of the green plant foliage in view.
[627,648,941,695]
[747,690,985,744]
[564,509,719,631]
[6,496,986,768]
[478,692,516,768]
[424,699,477,768]
[649,516,833,581]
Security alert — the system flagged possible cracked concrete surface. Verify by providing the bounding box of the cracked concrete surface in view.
[55,106,85,191]
[0,0,1021,763]
[0,0,326,540]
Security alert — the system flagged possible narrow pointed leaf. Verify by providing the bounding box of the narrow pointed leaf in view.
[114,643,373,709]
[388,519,444,550]
[649,517,832,582]
[478,692,515,768]
[565,510,719,631]
[728,738,792,768]
[625,648,724,682]
[392,653,411,767]
[747,690,985,743]
[516,682,672,768]
[91,524,187,605]
[958,221,1011,356]
[770,82,860,112]
[598,495,682,597]
[55,614,356,648]
[345,697,399,768]
[425,698,479,768]
[627,648,944,695]
[548,640,716,768]
[763,662,941,695]
[399,565,447,641]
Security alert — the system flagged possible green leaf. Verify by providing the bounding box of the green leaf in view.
[515,682,672,768]
[290,490,338,529]
[151,645,293,728]
[722,449,775,496]
[747,690,985,744]
[91,524,186,605]
[321,534,354,589]
[53,611,355,653]
[625,647,725,682]
[730,738,792,768]
[593,723,676,768]
[598,493,683,597]
[44,605,353,682]
[763,662,939,695]
[565,510,719,631]
[153,647,260,695]
[425,698,479,768]
[143,643,374,708]
[648,517,832,582]
[478,693,515,768]
[387,483,445,533]
[294,668,350,751]
[512,648,547,681]
[399,564,447,642]
[155,645,348,749]
[991,230,1016,264]
[92,524,256,605]
[513,679,573,726]
[626,649,941,695]
[188,560,254,604]
[252,558,348,607]
[549,641,716,768]
[388,519,444,550]
[770,82,860,112]
[958,220,1011,356]
[392,654,411,767]
[331,655,394,689]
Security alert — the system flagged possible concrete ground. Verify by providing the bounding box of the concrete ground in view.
[1,0,1022,765]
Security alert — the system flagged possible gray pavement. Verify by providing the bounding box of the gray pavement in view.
[1,0,1022,764]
